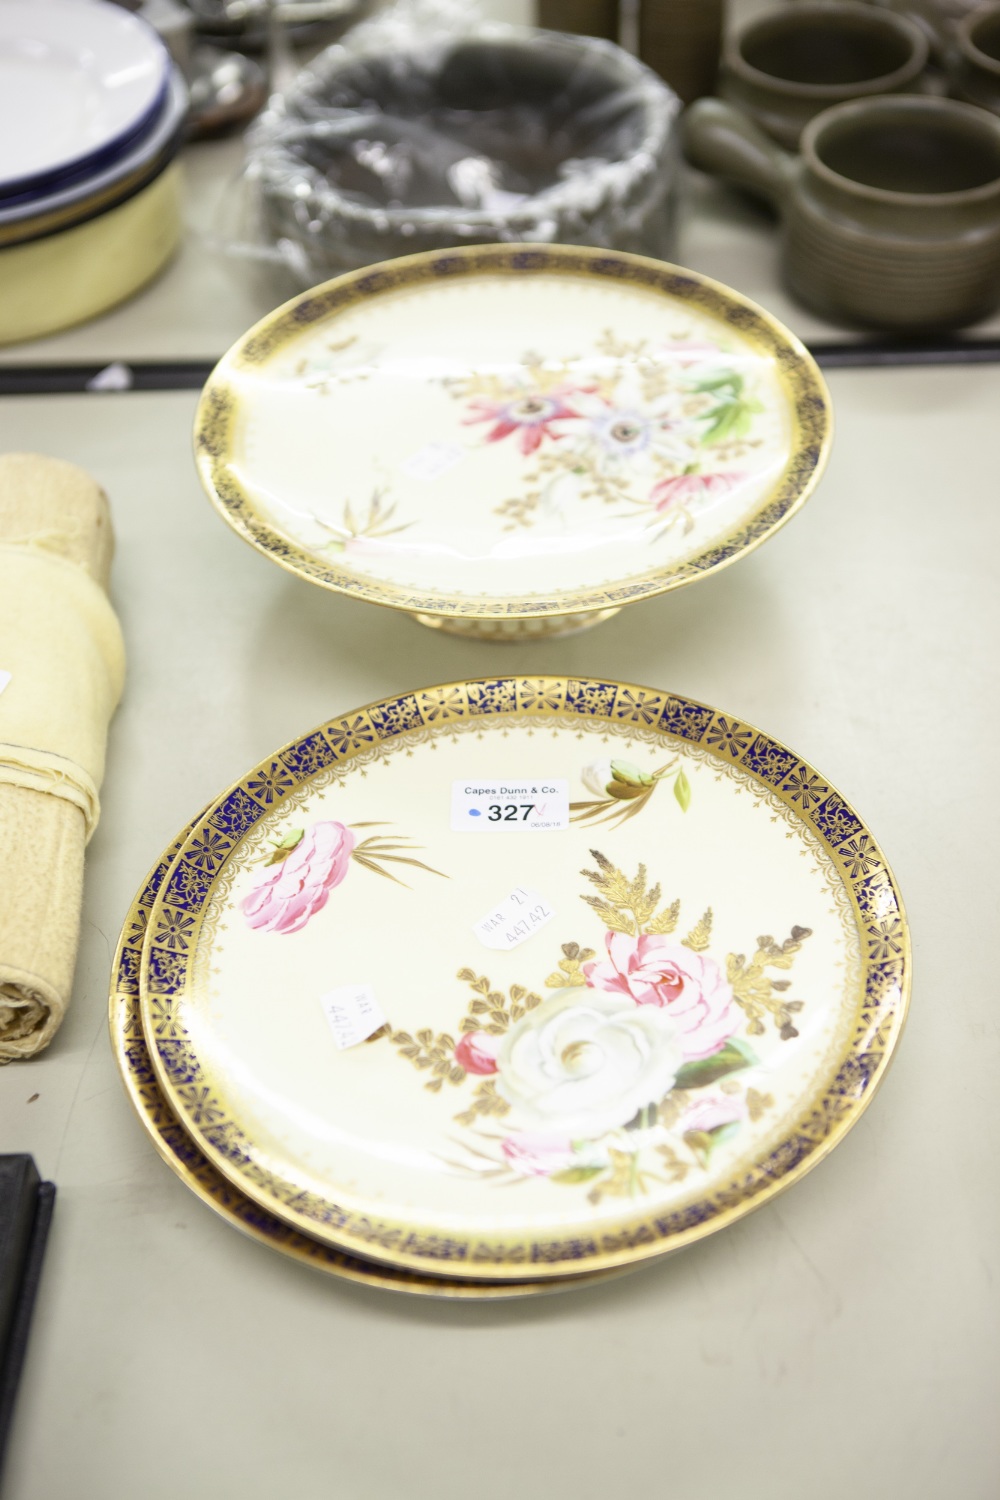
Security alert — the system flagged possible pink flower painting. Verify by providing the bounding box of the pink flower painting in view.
[464,387,583,455]
[240,821,356,935]
[500,1133,578,1177]
[583,932,737,1060]
[682,1093,747,1136]
[651,471,745,513]
[454,1031,501,1076]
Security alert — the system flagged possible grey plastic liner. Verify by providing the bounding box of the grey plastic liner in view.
[243,4,681,280]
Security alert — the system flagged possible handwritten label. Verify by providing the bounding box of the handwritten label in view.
[474,888,555,951]
[0,671,10,696]
[451,779,569,833]
[399,442,465,482]
[319,983,387,1050]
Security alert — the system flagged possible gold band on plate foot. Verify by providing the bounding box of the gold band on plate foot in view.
[410,607,622,640]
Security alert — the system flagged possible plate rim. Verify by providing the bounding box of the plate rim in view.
[192,244,834,622]
[137,676,910,1281]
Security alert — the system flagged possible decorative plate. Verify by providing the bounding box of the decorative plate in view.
[111,830,619,1299]
[194,246,831,638]
[139,678,908,1281]
[0,0,169,201]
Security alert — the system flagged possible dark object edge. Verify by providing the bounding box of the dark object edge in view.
[0,1180,55,1484]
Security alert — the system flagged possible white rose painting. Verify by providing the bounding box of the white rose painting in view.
[388,848,812,1202]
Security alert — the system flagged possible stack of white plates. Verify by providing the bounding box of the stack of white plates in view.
[0,0,189,345]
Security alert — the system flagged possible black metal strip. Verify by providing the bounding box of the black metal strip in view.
[808,338,1000,368]
[2,337,1000,397]
[0,362,214,395]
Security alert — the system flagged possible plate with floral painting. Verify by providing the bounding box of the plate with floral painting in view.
[194,246,831,638]
[111,829,623,1298]
[139,678,908,1281]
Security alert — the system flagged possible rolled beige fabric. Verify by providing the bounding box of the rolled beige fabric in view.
[0,454,125,1062]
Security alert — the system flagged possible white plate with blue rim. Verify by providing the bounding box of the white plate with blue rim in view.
[0,63,187,249]
[0,0,169,202]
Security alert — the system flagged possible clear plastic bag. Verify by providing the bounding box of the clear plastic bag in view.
[241,0,680,281]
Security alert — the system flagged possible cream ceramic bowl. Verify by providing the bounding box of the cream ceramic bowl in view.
[0,163,182,346]
[195,246,831,639]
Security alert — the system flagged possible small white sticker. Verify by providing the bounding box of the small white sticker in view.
[474,888,556,951]
[451,779,569,833]
[0,671,10,696]
[320,983,387,1050]
[399,442,465,482]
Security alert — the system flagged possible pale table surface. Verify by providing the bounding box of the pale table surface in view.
[1,366,998,1498]
[1,5,999,1498]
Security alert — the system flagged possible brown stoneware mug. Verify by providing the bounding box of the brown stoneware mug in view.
[683,93,1000,329]
[950,4,1000,110]
[721,2,930,147]
[869,0,980,57]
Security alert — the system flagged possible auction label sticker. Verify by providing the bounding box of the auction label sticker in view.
[320,984,388,1050]
[451,779,569,833]
[474,888,556,951]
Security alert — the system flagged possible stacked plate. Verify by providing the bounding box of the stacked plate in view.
[111,676,910,1297]
[0,0,189,345]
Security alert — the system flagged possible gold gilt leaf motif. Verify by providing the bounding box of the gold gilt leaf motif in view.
[646,899,680,936]
[655,1144,691,1184]
[544,941,596,989]
[454,1080,510,1128]
[579,849,681,939]
[726,927,813,1039]
[682,908,713,952]
[454,969,542,1033]
[745,1087,775,1122]
[585,1148,666,1206]
[387,1028,466,1092]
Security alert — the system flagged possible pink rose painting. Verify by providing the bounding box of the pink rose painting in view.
[583,931,737,1060]
[241,821,356,935]
[240,821,444,936]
